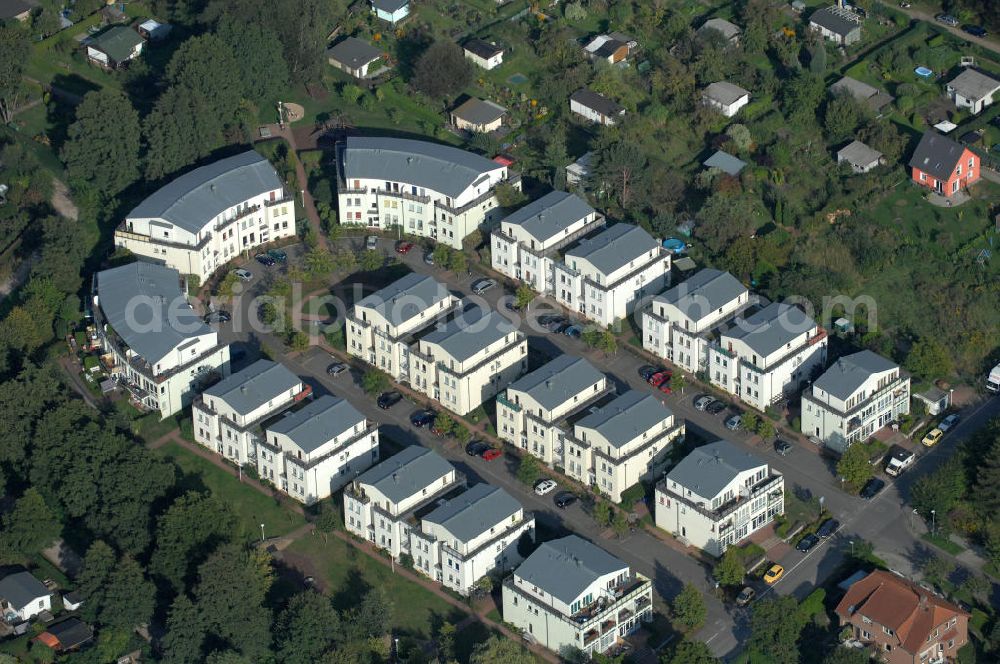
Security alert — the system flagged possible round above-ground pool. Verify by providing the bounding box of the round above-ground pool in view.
[662,238,687,254]
[915,66,933,78]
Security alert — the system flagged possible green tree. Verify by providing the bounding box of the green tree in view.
[713,547,745,587]
[782,71,825,128]
[346,586,393,641]
[361,369,389,395]
[972,432,1000,511]
[515,284,536,310]
[757,418,775,440]
[0,488,61,559]
[76,541,116,623]
[662,639,720,664]
[837,443,874,490]
[151,492,238,592]
[216,16,289,105]
[448,249,468,273]
[742,412,760,434]
[437,621,457,662]
[921,554,955,589]
[671,373,687,394]
[432,243,452,267]
[0,26,30,124]
[101,555,156,630]
[822,648,870,664]
[62,90,142,196]
[412,41,473,102]
[304,247,335,277]
[590,135,646,209]
[359,250,382,272]
[593,500,612,527]
[275,591,342,664]
[611,510,629,538]
[910,456,967,519]
[905,338,953,380]
[161,594,207,664]
[749,597,804,664]
[824,95,863,142]
[495,183,527,208]
[469,635,534,664]
[695,192,766,254]
[516,454,541,486]
[671,583,707,632]
[432,411,455,435]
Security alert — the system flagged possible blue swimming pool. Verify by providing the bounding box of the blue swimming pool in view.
[915,66,933,78]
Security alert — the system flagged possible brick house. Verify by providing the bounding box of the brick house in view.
[835,570,969,663]
[908,131,979,197]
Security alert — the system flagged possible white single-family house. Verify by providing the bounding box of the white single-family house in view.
[702,81,750,117]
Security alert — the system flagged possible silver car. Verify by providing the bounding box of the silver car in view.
[694,395,715,411]
[725,414,743,431]
[471,278,496,295]
[366,235,378,250]
[233,268,252,282]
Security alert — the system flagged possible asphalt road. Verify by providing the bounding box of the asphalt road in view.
[209,241,998,659]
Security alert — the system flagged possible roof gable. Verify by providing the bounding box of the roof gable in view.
[508,355,603,411]
[813,350,897,401]
[566,223,657,276]
[908,131,969,180]
[422,484,522,542]
[203,360,300,415]
[501,190,595,244]
[514,535,627,605]
[576,391,672,448]
[356,273,452,328]
[267,395,365,454]
[666,439,764,498]
[356,447,454,504]
[654,268,746,322]
[422,308,517,362]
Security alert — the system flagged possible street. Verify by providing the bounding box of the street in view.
[211,239,998,659]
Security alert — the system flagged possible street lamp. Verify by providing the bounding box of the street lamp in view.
[849,540,854,557]
[931,510,936,537]
[260,523,265,542]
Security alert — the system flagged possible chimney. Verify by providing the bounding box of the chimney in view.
[392,472,399,483]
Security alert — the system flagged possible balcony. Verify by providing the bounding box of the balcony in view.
[662,472,784,521]
[215,204,262,231]
[496,392,522,413]
[264,194,294,208]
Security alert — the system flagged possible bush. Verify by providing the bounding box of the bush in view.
[619,483,646,511]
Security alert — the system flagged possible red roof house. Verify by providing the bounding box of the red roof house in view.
[908,131,979,197]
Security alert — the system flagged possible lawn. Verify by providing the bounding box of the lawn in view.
[154,440,307,540]
[921,532,965,555]
[286,534,467,639]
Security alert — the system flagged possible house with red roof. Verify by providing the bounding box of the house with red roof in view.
[835,570,969,663]
[908,131,979,197]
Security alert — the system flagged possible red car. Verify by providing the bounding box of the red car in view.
[658,382,672,395]
[481,448,502,461]
[648,370,672,387]
[396,241,415,254]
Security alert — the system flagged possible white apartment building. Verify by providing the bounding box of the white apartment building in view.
[409,308,528,416]
[801,350,910,453]
[115,151,296,281]
[93,262,230,418]
[707,302,828,411]
[335,136,520,249]
[563,391,684,503]
[491,191,605,295]
[643,269,750,374]
[344,446,463,560]
[655,440,784,556]
[553,224,669,328]
[502,535,653,656]
[260,395,380,505]
[346,273,459,381]
[496,355,611,466]
[410,483,534,595]
[193,359,306,465]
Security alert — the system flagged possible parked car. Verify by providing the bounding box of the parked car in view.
[544,317,568,332]
[816,518,840,539]
[735,587,756,607]
[938,414,960,432]
[936,14,959,27]
[693,394,714,411]
[377,391,402,409]
[266,248,287,262]
[648,371,672,387]
[706,400,727,415]
[326,362,348,377]
[763,564,784,584]
[534,479,558,496]
[725,414,743,431]
[796,534,820,553]
[885,445,915,477]
[232,268,253,281]
[921,428,944,447]
[466,440,490,456]
[564,325,582,338]
[963,25,987,38]
[552,321,571,334]
[774,439,793,456]
[410,410,436,428]
[423,252,434,265]
[481,447,502,461]
[255,253,276,267]
[396,241,415,254]
[538,314,561,326]
[860,478,886,499]
[366,235,379,250]
[639,366,659,381]
[658,382,673,395]
[204,310,231,324]
[471,278,496,295]
[554,492,577,509]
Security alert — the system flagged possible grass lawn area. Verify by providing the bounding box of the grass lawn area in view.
[287,534,467,639]
[154,440,307,539]
[921,532,965,555]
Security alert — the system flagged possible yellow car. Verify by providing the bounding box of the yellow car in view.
[921,428,944,447]
[763,564,784,585]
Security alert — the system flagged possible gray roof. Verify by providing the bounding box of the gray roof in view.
[813,350,898,401]
[90,25,144,62]
[422,308,517,363]
[947,68,1000,101]
[654,269,746,323]
[501,190,595,244]
[507,355,603,411]
[96,262,210,366]
[703,81,749,106]
[203,360,300,416]
[356,446,454,504]
[356,273,452,328]
[667,440,764,498]
[514,535,627,605]
[0,0,32,20]
[576,391,672,448]
[463,38,503,59]
[570,89,624,117]
[703,150,747,176]
[830,76,879,100]
[908,131,968,180]
[837,140,882,167]
[372,0,408,12]
[267,395,366,454]
[127,150,282,234]
[452,98,507,126]
[0,571,49,610]
[422,483,522,543]
[342,136,503,199]
[809,6,862,36]
[723,302,816,357]
[566,223,657,276]
[699,18,741,40]
[327,36,382,69]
